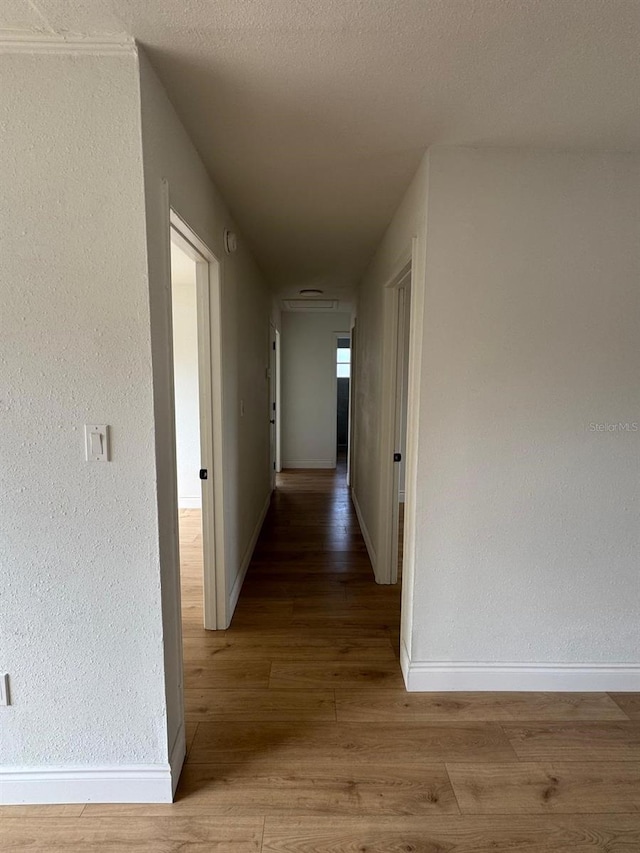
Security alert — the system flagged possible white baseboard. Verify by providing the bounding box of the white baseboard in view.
[281,460,335,469]
[0,764,173,805]
[178,496,201,509]
[351,488,376,574]
[227,491,272,623]
[403,660,640,692]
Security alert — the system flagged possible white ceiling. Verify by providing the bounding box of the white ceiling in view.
[3,1,640,302]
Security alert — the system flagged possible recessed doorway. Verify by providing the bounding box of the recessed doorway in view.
[336,335,351,467]
[169,213,226,631]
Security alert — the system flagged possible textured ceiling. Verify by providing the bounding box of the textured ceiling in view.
[3,1,640,301]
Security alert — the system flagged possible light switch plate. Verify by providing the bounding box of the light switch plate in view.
[0,673,10,706]
[85,425,109,462]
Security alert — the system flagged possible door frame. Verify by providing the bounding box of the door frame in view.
[269,323,277,489]
[275,328,282,473]
[333,330,351,469]
[169,209,227,630]
[347,319,357,488]
[376,241,417,586]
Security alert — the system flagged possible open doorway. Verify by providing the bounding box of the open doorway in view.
[269,323,278,488]
[377,260,413,585]
[393,283,411,581]
[169,213,226,631]
[170,234,204,640]
[336,335,351,468]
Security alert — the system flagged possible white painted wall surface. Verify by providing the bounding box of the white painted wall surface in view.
[412,148,640,672]
[138,50,272,754]
[356,147,640,688]
[170,255,201,508]
[0,49,168,770]
[353,156,428,603]
[281,311,351,468]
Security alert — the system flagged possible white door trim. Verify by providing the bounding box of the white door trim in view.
[347,319,357,488]
[275,329,282,473]
[334,331,351,470]
[269,323,277,489]
[376,250,413,585]
[169,209,227,631]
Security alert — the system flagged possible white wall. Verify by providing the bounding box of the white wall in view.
[281,311,351,468]
[138,49,272,757]
[353,156,428,595]
[0,48,168,777]
[412,147,640,686]
[357,146,640,690]
[170,250,201,508]
[0,42,273,803]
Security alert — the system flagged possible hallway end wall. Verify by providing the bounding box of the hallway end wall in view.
[280,311,351,468]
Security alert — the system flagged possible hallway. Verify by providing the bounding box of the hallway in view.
[3,466,639,849]
[175,466,640,846]
[181,460,404,712]
[172,466,640,850]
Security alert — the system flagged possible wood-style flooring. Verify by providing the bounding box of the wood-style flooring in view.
[3,464,639,851]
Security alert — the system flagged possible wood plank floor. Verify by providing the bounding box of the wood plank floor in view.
[4,463,639,850]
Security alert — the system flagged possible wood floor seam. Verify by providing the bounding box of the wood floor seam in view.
[442,762,464,816]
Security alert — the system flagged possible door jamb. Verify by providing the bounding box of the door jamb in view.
[269,322,277,490]
[275,329,282,473]
[347,319,357,488]
[169,209,227,630]
[333,331,351,469]
[376,243,416,586]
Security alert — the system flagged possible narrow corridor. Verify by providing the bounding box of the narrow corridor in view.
[17,467,640,851]
[180,460,404,728]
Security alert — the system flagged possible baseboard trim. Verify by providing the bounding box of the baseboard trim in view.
[351,488,376,575]
[177,496,201,509]
[404,660,640,692]
[0,764,173,805]
[281,461,335,469]
[227,491,272,622]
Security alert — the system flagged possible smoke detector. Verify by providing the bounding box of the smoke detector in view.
[223,229,237,254]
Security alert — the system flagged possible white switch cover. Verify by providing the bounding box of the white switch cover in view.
[0,674,10,706]
[85,425,109,462]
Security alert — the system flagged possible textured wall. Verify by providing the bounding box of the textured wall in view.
[0,50,167,766]
[138,50,272,753]
[353,156,428,589]
[413,147,640,664]
[356,146,640,672]
[281,312,351,468]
